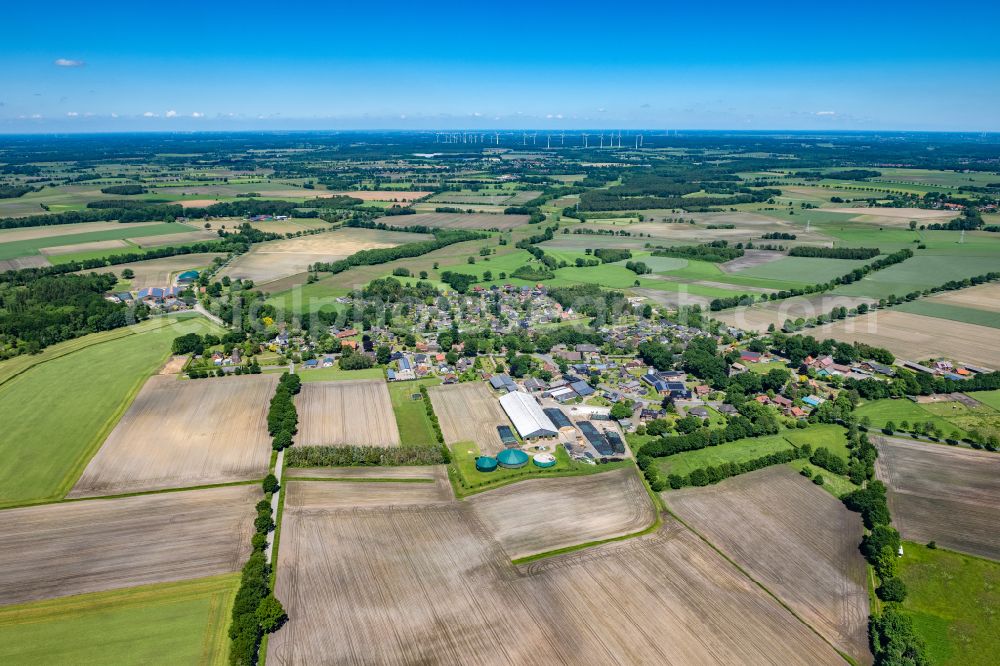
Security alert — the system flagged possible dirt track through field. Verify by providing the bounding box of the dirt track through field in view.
[69,374,277,497]
[468,467,655,560]
[875,437,1000,560]
[0,485,257,605]
[294,380,400,446]
[669,466,871,663]
[428,383,512,455]
[268,489,843,665]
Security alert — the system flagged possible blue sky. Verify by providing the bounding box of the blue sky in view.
[2,0,999,132]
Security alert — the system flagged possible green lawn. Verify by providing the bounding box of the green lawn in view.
[898,542,1000,666]
[856,398,969,440]
[0,314,224,507]
[387,377,441,446]
[786,459,859,498]
[0,574,237,665]
[295,366,384,382]
[655,433,794,478]
[449,441,631,498]
[973,389,1000,411]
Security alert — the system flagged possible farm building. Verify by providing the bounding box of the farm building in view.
[543,407,575,434]
[489,374,517,392]
[577,421,614,456]
[570,380,595,397]
[499,391,558,439]
[497,425,518,447]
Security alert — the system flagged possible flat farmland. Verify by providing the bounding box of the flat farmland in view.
[0,315,224,507]
[374,211,528,230]
[812,310,1000,368]
[268,500,842,665]
[78,252,225,289]
[0,484,256,605]
[923,281,1000,311]
[219,227,427,284]
[327,190,431,201]
[284,474,453,510]
[834,254,1000,299]
[467,467,655,560]
[427,382,513,455]
[294,380,401,446]
[0,574,237,666]
[69,374,277,497]
[129,228,219,247]
[715,294,876,332]
[38,238,130,256]
[0,220,165,243]
[894,282,1000,330]
[821,207,957,227]
[669,466,870,663]
[284,464,443,480]
[0,256,49,271]
[875,438,1000,560]
[731,256,872,285]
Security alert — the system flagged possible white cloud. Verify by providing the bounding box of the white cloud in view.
[816,110,836,116]
[54,58,85,68]
[472,111,482,117]
[143,111,156,117]
[191,111,204,118]
[31,114,42,119]
[165,110,177,118]
[66,111,79,117]
[111,112,119,118]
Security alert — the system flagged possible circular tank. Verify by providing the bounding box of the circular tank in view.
[496,448,529,469]
[533,453,556,468]
[475,456,498,472]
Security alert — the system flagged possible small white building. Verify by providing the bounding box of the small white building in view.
[499,391,558,439]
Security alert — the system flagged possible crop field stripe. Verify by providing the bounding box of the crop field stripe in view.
[285,477,435,483]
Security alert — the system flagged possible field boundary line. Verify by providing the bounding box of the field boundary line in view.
[287,476,435,484]
[0,478,263,511]
[663,502,858,666]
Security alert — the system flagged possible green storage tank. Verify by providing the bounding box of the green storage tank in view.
[496,448,529,469]
[475,456,498,472]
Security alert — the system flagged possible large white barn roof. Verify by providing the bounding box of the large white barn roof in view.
[499,391,558,439]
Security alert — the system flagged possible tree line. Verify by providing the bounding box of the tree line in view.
[788,246,880,260]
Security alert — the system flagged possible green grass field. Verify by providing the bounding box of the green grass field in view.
[894,301,1000,330]
[0,574,237,666]
[654,433,794,477]
[783,423,850,459]
[973,389,1000,411]
[856,398,970,440]
[0,222,201,261]
[295,366,384,382]
[0,314,224,507]
[898,542,1000,666]
[387,377,441,446]
[833,254,1000,299]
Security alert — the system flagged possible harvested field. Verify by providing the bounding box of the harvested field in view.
[812,310,1000,369]
[715,294,877,332]
[129,229,219,247]
[177,198,218,207]
[0,484,256,605]
[0,220,162,243]
[427,383,513,455]
[268,502,842,665]
[875,437,1000,560]
[374,211,527,231]
[284,475,453,510]
[78,252,224,290]
[669,466,870,663]
[719,249,785,272]
[219,227,426,284]
[327,190,431,201]
[294,380,400,446]
[468,467,655,560]
[632,287,712,308]
[38,239,129,255]
[158,355,188,375]
[0,256,49,271]
[284,465,443,480]
[823,207,956,226]
[917,281,1000,312]
[69,374,277,497]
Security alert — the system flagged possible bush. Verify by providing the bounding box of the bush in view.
[812,474,825,486]
[262,474,279,494]
[255,594,288,633]
[876,577,908,602]
[869,606,928,666]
